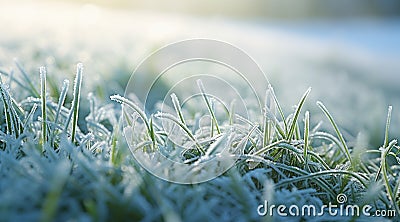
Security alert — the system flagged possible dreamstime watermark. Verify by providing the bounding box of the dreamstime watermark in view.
[257,193,396,218]
[122,39,269,184]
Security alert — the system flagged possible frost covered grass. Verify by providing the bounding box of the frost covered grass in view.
[0,61,399,221]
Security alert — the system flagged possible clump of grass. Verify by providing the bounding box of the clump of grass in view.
[0,62,399,221]
[112,81,398,217]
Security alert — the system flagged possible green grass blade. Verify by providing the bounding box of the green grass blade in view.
[374,106,393,182]
[287,87,311,142]
[171,93,186,125]
[276,169,368,189]
[253,139,285,156]
[110,95,150,132]
[155,112,204,154]
[263,107,286,139]
[394,176,400,209]
[197,79,220,134]
[380,140,400,214]
[229,100,235,126]
[110,117,121,166]
[149,116,156,149]
[246,155,336,198]
[23,103,38,127]
[51,79,69,146]
[0,77,22,138]
[384,106,392,148]
[268,84,287,135]
[262,117,270,147]
[263,89,271,147]
[210,98,215,137]
[71,63,83,143]
[303,111,310,165]
[0,83,12,135]
[40,66,47,144]
[317,101,353,165]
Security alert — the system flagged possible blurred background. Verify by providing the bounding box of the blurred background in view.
[0,0,399,146]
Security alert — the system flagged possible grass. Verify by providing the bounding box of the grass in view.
[40,66,47,145]
[70,63,83,144]
[0,61,399,221]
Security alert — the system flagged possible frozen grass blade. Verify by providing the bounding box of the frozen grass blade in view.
[295,122,301,140]
[171,93,186,125]
[371,106,400,214]
[276,169,368,189]
[40,66,47,144]
[110,117,121,166]
[110,95,150,133]
[235,114,264,137]
[317,101,353,165]
[197,79,220,134]
[263,89,271,147]
[11,97,24,119]
[268,84,287,135]
[263,107,286,139]
[23,103,38,127]
[229,100,235,126]
[303,111,310,165]
[66,63,83,143]
[380,140,400,214]
[0,77,23,138]
[263,117,271,147]
[253,140,329,169]
[311,132,342,152]
[394,176,400,210]
[384,106,392,148]
[149,116,156,149]
[51,80,69,146]
[155,112,204,154]
[210,98,216,137]
[0,77,12,135]
[253,140,285,156]
[375,106,393,181]
[110,94,162,146]
[247,155,336,198]
[287,87,310,142]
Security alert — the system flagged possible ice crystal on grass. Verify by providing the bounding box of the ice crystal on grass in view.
[0,62,398,221]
